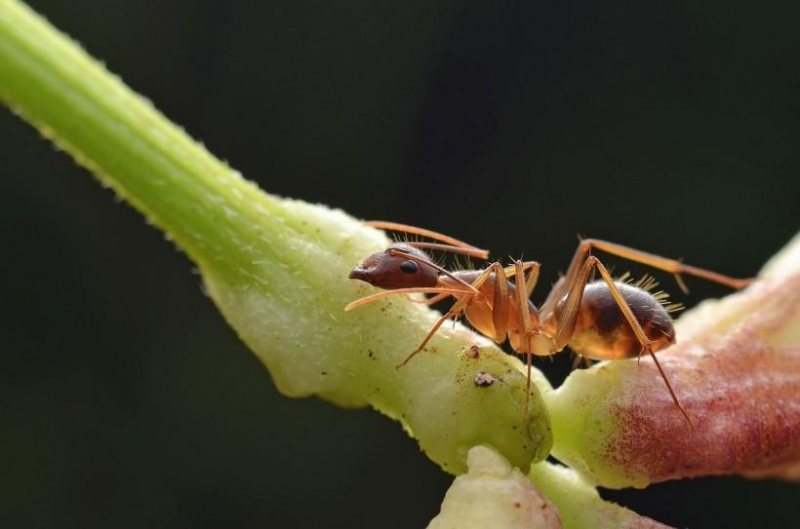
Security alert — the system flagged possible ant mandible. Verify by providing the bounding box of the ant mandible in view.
[345,221,753,427]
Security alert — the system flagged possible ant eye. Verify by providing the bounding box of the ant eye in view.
[399,261,419,274]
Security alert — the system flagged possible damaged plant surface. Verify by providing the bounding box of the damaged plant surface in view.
[1,1,798,527]
[547,236,800,488]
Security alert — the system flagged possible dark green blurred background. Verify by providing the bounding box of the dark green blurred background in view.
[2,1,798,527]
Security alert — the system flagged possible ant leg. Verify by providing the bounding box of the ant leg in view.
[581,239,753,290]
[591,259,695,429]
[413,270,535,307]
[503,261,542,298]
[512,260,543,427]
[489,262,510,339]
[479,261,542,346]
[461,259,542,426]
[396,305,466,368]
[546,255,694,428]
[545,239,751,313]
[396,263,504,368]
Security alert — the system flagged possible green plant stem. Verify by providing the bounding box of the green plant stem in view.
[0,0,553,474]
[0,0,270,279]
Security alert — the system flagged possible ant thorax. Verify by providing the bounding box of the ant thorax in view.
[442,269,543,348]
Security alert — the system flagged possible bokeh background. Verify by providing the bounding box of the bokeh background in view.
[2,1,798,527]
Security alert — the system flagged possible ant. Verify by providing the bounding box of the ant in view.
[345,221,753,427]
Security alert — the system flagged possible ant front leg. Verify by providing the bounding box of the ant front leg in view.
[396,263,504,369]
[395,303,467,368]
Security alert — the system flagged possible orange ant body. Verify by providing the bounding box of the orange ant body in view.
[346,221,753,427]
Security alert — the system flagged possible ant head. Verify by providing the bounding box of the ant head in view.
[349,244,439,289]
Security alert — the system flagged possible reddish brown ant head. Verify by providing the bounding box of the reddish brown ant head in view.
[349,244,439,289]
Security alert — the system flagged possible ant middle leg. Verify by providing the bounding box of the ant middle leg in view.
[509,260,544,426]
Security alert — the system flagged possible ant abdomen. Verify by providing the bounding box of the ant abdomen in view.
[568,281,676,361]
